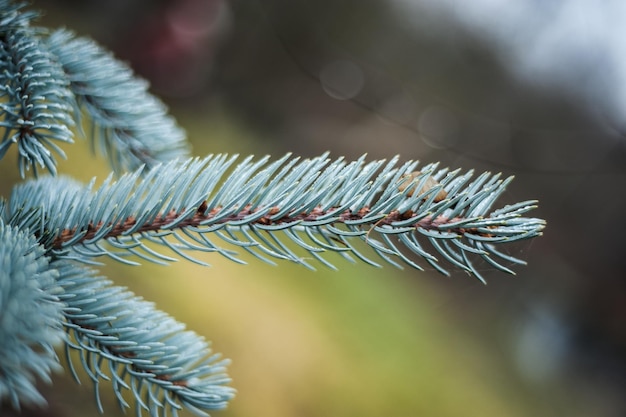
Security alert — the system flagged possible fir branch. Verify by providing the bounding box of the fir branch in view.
[45,29,190,173]
[55,261,234,416]
[0,26,75,177]
[7,153,545,282]
[0,220,65,409]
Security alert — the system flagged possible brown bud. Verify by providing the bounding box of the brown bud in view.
[398,171,448,202]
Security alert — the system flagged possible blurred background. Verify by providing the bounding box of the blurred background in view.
[3,0,626,416]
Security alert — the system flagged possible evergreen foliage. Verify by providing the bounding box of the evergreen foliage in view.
[0,222,64,409]
[0,1,546,416]
[45,29,189,173]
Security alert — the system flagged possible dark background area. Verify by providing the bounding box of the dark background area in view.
[5,0,626,416]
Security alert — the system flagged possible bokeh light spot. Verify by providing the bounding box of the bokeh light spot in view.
[320,60,365,100]
[418,105,460,149]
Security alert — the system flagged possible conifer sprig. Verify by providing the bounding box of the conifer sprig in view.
[0,222,65,409]
[56,261,235,416]
[45,29,190,173]
[0,27,75,176]
[0,0,38,32]
[0,0,189,177]
[6,153,545,282]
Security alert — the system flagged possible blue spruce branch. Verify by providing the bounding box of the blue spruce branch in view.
[6,153,545,282]
[0,0,189,177]
[0,25,75,176]
[0,0,38,32]
[0,221,65,409]
[56,261,234,416]
[45,29,190,173]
